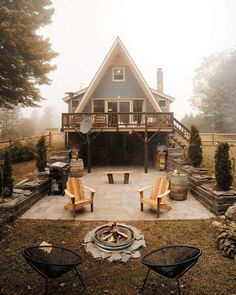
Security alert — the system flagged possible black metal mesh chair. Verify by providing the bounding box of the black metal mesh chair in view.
[141,245,202,295]
[21,246,85,294]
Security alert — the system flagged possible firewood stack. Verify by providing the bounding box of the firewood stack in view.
[153,151,167,171]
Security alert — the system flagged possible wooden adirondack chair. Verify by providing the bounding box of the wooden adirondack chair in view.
[64,177,95,217]
[138,176,171,217]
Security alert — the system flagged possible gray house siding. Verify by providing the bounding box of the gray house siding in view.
[91,66,146,99]
[153,93,170,112]
[146,100,156,112]
[82,100,92,112]
[70,93,84,112]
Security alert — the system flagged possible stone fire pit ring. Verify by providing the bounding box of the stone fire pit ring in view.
[93,223,135,251]
[83,223,146,262]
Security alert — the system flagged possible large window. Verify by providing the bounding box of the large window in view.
[93,100,105,112]
[113,67,125,81]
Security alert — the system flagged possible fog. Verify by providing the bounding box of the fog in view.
[23,0,236,124]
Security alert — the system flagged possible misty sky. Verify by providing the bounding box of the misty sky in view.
[34,0,236,120]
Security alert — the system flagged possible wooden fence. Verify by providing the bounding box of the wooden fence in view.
[200,132,236,145]
[0,129,65,151]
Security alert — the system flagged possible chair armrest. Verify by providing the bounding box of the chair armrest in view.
[137,185,153,192]
[84,186,96,193]
[64,189,75,204]
[64,189,75,199]
[157,190,170,198]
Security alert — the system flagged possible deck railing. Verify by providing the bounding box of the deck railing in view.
[61,112,174,131]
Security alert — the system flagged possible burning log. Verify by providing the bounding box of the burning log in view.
[101,221,129,243]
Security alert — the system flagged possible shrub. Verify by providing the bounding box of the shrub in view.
[36,136,47,172]
[215,142,233,191]
[187,125,203,167]
[0,151,14,198]
[8,142,35,163]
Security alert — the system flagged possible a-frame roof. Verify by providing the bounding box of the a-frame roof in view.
[75,37,162,112]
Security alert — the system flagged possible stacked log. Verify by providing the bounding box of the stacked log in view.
[153,151,167,171]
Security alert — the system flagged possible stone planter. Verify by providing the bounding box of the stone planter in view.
[167,150,236,214]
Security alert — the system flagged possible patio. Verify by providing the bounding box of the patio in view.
[20,166,214,221]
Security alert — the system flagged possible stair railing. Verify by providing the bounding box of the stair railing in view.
[173,118,191,141]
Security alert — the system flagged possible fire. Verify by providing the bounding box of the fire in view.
[101,221,128,243]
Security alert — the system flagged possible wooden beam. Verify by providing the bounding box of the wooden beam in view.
[144,138,148,173]
[144,113,148,173]
[86,134,91,173]
[123,133,126,163]
[65,132,68,148]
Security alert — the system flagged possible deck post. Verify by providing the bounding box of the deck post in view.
[65,132,68,148]
[87,134,91,173]
[144,113,148,173]
[144,137,148,173]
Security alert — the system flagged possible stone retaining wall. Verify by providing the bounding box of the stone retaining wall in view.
[0,179,50,219]
[167,148,236,215]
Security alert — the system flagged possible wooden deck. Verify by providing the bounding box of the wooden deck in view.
[61,112,174,132]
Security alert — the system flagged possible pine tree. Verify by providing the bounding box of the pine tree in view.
[36,136,47,172]
[0,151,14,199]
[0,0,57,108]
[187,125,203,167]
[215,142,233,191]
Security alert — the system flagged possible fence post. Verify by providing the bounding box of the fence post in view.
[212,130,215,145]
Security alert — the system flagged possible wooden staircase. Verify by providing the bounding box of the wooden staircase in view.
[172,118,190,148]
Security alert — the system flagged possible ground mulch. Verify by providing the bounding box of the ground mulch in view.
[0,219,236,295]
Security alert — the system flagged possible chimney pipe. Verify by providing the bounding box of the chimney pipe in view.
[157,68,163,93]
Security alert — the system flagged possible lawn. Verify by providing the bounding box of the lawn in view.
[1,219,236,295]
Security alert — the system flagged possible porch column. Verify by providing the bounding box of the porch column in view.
[144,137,148,173]
[87,134,91,173]
[144,112,148,173]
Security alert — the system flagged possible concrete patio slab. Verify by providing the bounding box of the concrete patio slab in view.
[20,166,214,221]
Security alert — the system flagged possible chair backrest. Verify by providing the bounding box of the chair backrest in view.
[150,177,169,200]
[66,177,85,201]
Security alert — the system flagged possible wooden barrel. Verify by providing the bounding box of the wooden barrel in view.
[70,158,84,177]
[170,174,189,201]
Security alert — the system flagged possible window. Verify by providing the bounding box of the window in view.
[93,100,105,112]
[159,100,167,107]
[113,67,125,81]
[72,101,79,108]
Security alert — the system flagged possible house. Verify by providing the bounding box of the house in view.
[61,37,189,172]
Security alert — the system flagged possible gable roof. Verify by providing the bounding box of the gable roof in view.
[150,88,175,102]
[75,37,162,112]
[63,87,88,102]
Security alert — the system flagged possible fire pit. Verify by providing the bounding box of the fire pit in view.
[93,222,135,251]
[84,222,146,262]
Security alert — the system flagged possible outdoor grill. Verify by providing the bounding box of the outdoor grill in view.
[48,162,70,195]
[141,245,202,295]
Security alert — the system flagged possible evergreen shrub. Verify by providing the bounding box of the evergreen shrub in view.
[0,151,14,197]
[215,142,233,191]
[187,125,203,167]
[8,142,35,163]
[36,136,47,172]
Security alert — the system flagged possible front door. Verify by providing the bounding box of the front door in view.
[107,102,118,126]
[119,101,130,125]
